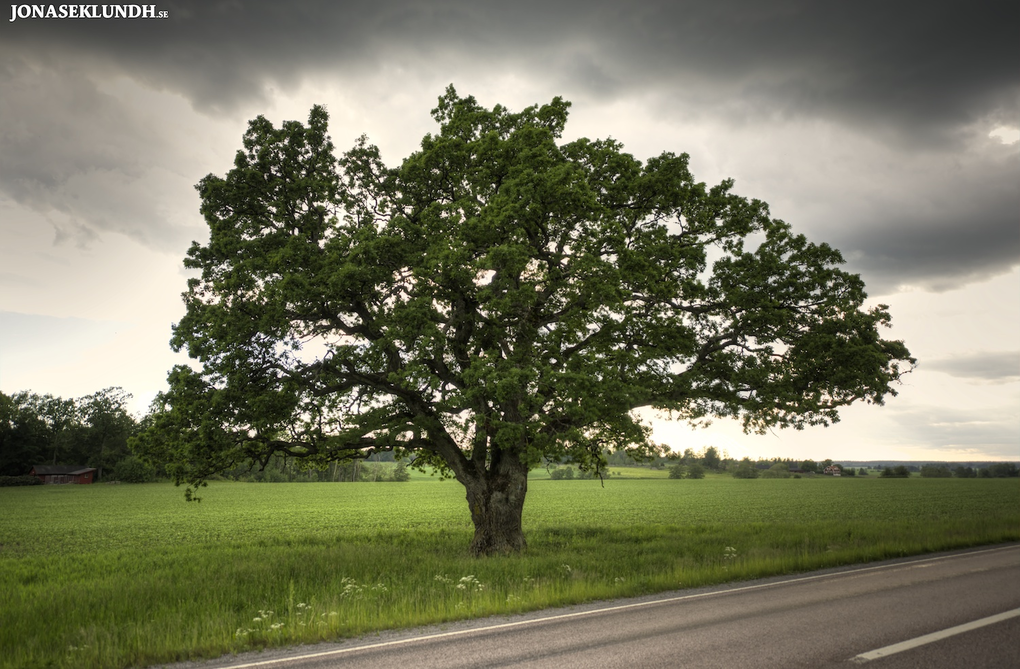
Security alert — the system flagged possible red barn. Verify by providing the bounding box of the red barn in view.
[29,465,97,485]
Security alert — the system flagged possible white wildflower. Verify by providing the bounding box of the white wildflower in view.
[456,575,484,592]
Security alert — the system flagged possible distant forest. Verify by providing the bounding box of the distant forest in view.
[620,448,1019,480]
[2,388,1017,484]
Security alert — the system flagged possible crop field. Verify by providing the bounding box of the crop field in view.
[1,475,1017,668]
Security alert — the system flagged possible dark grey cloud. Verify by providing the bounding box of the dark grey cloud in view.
[0,54,199,249]
[2,0,1018,282]
[822,145,1020,294]
[926,351,1020,383]
[5,1,1016,136]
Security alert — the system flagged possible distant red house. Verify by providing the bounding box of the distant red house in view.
[823,465,842,477]
[30,465,97,485]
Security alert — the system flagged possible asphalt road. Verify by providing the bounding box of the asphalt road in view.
[164,544,1020,669]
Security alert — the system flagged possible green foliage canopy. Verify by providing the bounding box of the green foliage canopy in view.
[137,88,913,553]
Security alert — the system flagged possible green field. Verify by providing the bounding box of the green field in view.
[2,475,1017,668]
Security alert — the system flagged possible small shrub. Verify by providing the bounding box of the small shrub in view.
[0,475,42,487]
[252,468,289,483]
[761,463,791,479]
[732,462,759,479]
[549,466,574,480]
[985,463,1019,478]
[114,456,156,483]
[669,463,706,479]
[391,462,411,482]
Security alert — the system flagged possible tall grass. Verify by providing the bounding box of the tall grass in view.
[1,477,1017,668]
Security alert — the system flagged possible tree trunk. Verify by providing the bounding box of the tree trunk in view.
[463,457,529,556]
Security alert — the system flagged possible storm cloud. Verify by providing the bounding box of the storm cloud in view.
[3,0,1016,285]
[6,1,1017,135]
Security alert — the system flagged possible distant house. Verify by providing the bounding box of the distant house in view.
[823,465,842,477]
[29,465,97,485]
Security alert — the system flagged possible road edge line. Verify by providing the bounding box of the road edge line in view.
[851,608,1020,663]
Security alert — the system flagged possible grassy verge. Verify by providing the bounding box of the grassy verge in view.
[1,477,1017,668]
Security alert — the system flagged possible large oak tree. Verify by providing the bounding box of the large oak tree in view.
[137,88,912,555]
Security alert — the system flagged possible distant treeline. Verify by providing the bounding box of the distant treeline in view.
[608,447,1020,479]
[3,388,1017,485]
[0,389,416,485]
[0,388,148,482]
[211,453,410,483]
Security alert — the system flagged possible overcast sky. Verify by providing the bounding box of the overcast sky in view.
[2,1,1017,462]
